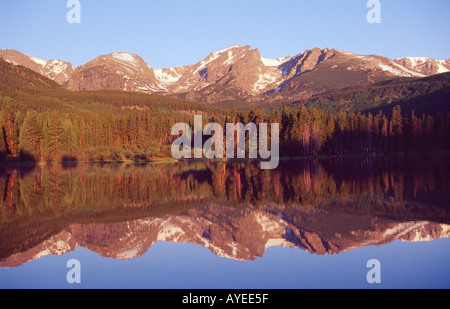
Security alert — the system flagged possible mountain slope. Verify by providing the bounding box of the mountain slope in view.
[2,47,449,105]
[162,44,269,101]
[263,49,428,100]
[65,52,163,93]
[0,57,62,95]
[284,72,450,115]
[1,203,449,265]
[396,57,450,76]
[175,47,447,104]
[0,57,222,117]
[0,49,74,84]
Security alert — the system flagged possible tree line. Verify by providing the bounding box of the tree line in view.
[1,103,449,163]
[276,105,450,156]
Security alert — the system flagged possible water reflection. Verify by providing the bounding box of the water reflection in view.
[1,155,449,266]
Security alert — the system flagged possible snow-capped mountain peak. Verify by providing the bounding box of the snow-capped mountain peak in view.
[1,47,448,104]
[0,49,74,84]
[29,55,47,67]
[396,56,450,75]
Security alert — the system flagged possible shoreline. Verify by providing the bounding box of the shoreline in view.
[1,151,449,168]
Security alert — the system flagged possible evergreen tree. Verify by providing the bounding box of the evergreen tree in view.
[62,119,79,154]
[391,105,403,150]
[41,118,50,161]
[47,111,64,160]
[0,118,7,160]
[18,113,37,159]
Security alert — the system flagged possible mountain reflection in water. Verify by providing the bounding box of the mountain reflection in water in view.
[0,155,449,266]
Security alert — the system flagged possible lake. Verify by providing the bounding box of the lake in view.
[1,155,449,289]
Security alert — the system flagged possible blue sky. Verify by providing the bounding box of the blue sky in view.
[1,0,449,68]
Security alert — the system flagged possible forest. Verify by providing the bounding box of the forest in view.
[1,101,449,163]
[1,58,450,164]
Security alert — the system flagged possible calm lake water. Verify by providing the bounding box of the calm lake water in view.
[1,155,449,289]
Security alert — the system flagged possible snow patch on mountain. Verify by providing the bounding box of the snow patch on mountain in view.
[437,61,449,74]
[193,54,218,75]
[45,60,68,74]
[194,45,243,74]
[389,61,426,77]
[253,70,283,93]
[154,68,182,84]
[395,57,450,75]
[112,52,138,65]
[403,57,429,67]
[215,44,242,54]
[261,56,292,67]
[30,55,47,67]
[369,57,426,77]
[378,63,420,77]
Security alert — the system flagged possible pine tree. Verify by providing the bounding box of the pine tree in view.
[391,105,403,137]
[11,111,24,157]
[76,118,86,152]
[41,118,50,161]
[62,119,79,154]
[47,111,64,160]
[2,108,16,157]
[280,106,293,146]
[366,113,373,152]
[18,113,36,159]
[380,115,389,151]
[0,118,7,161]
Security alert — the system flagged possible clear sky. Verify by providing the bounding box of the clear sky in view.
[1,0,449,69]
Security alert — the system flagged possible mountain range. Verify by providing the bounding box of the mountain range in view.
[1,202,449,266]
[1,46,449,105]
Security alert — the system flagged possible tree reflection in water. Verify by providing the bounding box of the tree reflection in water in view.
[0,155,449,264]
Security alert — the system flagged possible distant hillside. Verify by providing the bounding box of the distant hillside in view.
[0,57,61,91]
[282,72,450,115]
[0,58,221,115]
[0,49,74,84]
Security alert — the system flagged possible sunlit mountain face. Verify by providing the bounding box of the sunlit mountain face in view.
[1,47,449,105]
[1,155,449,266]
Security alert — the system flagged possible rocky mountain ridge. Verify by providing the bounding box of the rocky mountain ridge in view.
[0,49,74,84]
[1,203,449,267]
[1,46,449,104]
